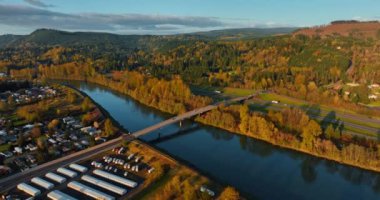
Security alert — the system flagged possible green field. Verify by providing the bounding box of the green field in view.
[259,93,307,106]
[191,86,380,139]
[222,87,257,97]
[368,101,380,107]
[0,143,11,152]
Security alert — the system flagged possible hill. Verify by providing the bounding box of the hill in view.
[187,27,297,40]
[294,20,380,38]
[0,34,23,48]
[0,27,297,49]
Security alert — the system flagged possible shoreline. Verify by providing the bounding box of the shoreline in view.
[62,82,242,198]
[61,78,380,175]
[194,119,380,174]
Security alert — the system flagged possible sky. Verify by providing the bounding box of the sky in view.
[0,0,379,35]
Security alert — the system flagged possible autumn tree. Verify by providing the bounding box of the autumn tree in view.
[81,97,92,112]
[0,101,7,111]
[66,91,77,103]
[324,124,340,140]
[104,118,116,137]
[301,120,322,150]
[7,95,15,105]
[239,105,250,133]
[30,126,41,138]
[218,186,241,200]
[183,180,196,200]
[36,137,47,151]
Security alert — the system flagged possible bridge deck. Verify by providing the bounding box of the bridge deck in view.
[132,94,256,137]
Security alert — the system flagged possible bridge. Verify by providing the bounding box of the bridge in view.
[0,93,258,193]
[132,94,257,137]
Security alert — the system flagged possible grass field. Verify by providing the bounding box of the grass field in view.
[222,87,257,96]
[259,93,307,106]
[132,170,174,200]
[368,101,380,107]
[0,143,10,152]
[248,97,380,139]
[191,86,380,139]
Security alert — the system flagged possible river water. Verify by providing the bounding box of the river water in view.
[70,81,380,200]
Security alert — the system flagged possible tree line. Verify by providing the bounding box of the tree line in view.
[196,105,380,172]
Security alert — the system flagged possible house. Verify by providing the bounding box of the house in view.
[25,144,37,151]
[0,151,13,158]
[62,117,75,124]
[368,84,380,89]
[14,147,23,154]
[347,83,360,87]
[369,94,378,100]
[0,130,6,136]
[48,138,57,144]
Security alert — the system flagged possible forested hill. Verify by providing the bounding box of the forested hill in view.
[186,27,297,40]
[294,20,380,38]
[0,29,205,51]
[0,27,297,49]
[2,21,380,106]
[0,34,23,48]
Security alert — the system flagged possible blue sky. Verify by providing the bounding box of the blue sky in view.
[0,0,379,35]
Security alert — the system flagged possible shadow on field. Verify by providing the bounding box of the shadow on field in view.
[302,104,321,118]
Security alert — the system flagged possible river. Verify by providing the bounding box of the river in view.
[69,81,380,200]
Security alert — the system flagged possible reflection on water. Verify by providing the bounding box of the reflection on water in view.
[66,80,380,200]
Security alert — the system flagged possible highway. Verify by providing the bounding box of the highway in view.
[247,98,380,139]
[0,93,256,194]
[0,136,130,193]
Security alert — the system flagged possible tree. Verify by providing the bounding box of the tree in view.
[66,91,77,103]
[218,186,240,200]
[301,120,322,150]
[325,124,335,140]
[183,180,196,200]
[30,126,41,138]
[307,81,318,92]
[17,135,25,147]
[295,74,305,88]
[81,97,92,112]
[239,105,249,133]
[48,119,60,131]
[0,101,7,111]
[104,118,115,137]
[7,95,15,105]
[36,136,47,151]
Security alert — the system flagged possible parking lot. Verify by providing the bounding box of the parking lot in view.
[3,146,154,200]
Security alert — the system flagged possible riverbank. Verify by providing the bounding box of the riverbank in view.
[195,110,380,174]
[59,77,380,175]
[62,81,239,199]
[62,79,380,200]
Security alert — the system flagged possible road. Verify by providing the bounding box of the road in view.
[247,98,380,139]
[0,135,131,193]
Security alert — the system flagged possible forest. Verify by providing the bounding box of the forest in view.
[196,104,380,172]
[3,28,380,111]
[2,26,380,172]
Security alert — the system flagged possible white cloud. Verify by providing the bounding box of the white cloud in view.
[0,3,290,34]
[23,0,53,8]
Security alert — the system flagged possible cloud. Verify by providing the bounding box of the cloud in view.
[0,4,290,34]
[23,0,53,8]
[0,4,228,34]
